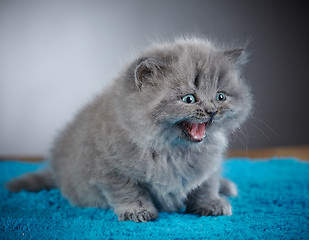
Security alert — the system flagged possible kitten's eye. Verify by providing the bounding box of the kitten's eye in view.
[216,92,226,101]
[182,94,196,104]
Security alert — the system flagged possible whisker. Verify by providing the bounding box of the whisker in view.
[232,125,249,151]
[255,118,279,137]
[247,122,271,141]
[241,126,250,145]
[236,132,247,150]
[237,125,249,141]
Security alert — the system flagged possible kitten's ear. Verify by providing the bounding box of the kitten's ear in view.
[223,48,248,66]
[134,58,166,90]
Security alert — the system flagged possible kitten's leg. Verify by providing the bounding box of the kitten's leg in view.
[219,178,238,197]
[186,174,232,216]
[98,176,158,222]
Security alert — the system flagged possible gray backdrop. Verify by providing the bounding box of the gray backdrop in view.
[1,1,308,156]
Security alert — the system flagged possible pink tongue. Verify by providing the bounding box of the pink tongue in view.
[189,122,206,140]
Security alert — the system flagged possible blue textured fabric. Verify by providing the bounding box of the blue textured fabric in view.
[1,158,308,239]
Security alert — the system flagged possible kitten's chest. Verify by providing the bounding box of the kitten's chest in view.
[146,150,214,191]
[144,150,216,211]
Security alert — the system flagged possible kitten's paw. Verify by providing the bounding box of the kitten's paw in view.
[186,197,232,216]
[118,208,158,222]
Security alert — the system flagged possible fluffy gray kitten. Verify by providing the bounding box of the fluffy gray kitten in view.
[7,37,252,222]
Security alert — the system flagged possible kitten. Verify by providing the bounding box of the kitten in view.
[7,37,252,222]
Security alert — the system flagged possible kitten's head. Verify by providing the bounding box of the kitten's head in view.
[118,37,252,148]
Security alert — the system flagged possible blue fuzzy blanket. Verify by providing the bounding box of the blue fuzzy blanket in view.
[1,158,308,239]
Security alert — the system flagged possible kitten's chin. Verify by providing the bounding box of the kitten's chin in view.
[179,121,210,143]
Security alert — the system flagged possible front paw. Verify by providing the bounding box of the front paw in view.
[186,197,232,216]
[117,208,158,222]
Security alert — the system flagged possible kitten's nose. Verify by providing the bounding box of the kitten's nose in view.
[206,110,218,117]
[206,111,218,118]
[206,110,218,122]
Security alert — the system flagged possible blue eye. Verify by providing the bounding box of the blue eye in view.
[216,92,226,101]
[182,94,196,104]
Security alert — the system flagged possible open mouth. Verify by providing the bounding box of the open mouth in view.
[180,121,210,142]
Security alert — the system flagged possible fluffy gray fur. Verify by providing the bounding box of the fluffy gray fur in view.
[7,37,252,222]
